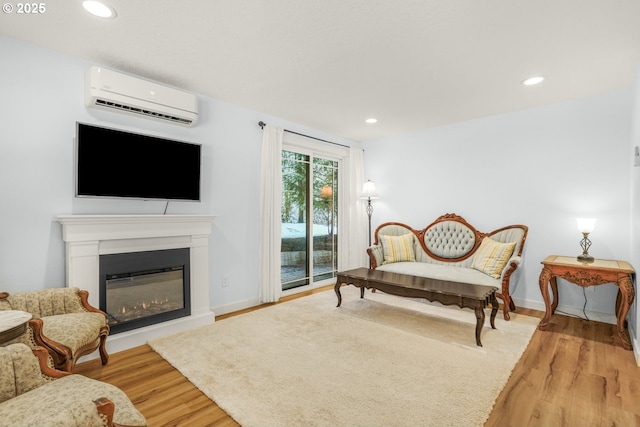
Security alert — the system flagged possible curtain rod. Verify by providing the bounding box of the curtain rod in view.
[258,121,349,149]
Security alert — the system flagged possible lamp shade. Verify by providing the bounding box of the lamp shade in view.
[360,180,379,200]
[576,218,596,233]
[319,185,333,199]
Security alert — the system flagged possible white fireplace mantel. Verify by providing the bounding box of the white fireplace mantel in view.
[57,214,216,357]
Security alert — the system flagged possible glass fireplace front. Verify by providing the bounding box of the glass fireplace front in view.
[99,248,191,334]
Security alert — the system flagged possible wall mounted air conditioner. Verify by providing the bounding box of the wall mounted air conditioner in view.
[85,66,198,127]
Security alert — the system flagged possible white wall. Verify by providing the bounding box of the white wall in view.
[0,35,359,314]
[363,90,633,320]
[630,63,640,362]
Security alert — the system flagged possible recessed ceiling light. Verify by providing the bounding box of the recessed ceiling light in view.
[365,118,378,124]
[522,76,544,86]
[82,1,116,18]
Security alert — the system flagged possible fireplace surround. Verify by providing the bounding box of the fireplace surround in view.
[57,214,215,357]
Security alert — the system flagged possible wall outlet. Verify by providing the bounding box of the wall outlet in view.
[222,275,229,287]
[634,146,640,167]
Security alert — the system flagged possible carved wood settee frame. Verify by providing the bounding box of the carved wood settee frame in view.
[367,213,528,320]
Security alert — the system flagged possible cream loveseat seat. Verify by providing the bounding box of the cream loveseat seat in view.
[0,343,146,427]
[367,213,528,320]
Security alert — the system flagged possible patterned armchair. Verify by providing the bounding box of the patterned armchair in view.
[0,344,146,427]
[0,287,109,371]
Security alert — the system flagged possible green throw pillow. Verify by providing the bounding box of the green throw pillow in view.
[380,233,416,264]
[471,237,516,279]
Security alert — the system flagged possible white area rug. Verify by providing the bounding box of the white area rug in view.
[149,286,538,427]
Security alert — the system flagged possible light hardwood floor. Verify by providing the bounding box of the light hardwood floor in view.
[76,288,640,427]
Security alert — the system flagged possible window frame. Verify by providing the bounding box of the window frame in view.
[281,132,349,296]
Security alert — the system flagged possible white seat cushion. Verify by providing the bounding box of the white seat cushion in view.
[376,262,500,287]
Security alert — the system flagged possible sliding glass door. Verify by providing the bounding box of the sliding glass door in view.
[281,150,338,291]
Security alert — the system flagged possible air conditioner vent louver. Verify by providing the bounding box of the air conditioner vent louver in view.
[86,67,198,127]
[95,99,194,125]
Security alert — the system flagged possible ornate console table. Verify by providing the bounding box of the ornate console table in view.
[538,255,635,350]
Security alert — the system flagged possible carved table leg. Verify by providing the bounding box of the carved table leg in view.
[489,293,498,330]
[475,306,485,347]
[360,286,365,299]
[550,276,559,313]
[616,290,624,328]
[334,281,342,307]
[616,275,634,350]
[538,267,553,330]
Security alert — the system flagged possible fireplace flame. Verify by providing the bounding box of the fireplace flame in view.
[111,294,183,327]
[118,297,176,315]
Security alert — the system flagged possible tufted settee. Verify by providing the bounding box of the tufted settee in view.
[0,343,146,427]
[0,287,109,371]
[367,213,528,320]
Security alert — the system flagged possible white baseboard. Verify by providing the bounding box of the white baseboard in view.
[629,322,640,366]
[213,297,261,316]
[512,297,617,325]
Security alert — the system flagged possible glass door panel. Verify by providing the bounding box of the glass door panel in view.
[281,151,310,290]
[312,157,338,282]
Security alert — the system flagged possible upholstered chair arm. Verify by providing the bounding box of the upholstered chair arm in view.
[31,346,71,380]
[367,245,384,269]
[28,318,73,370]
[95,395,148,427]
[78,290,108,317]
[495,255,523,320]
[93,397,115,427]
[0,292,11,312]
[499,255,522,280]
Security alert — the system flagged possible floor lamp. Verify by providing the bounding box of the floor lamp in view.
[361,180,380,248]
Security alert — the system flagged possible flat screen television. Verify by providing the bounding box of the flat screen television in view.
[76,123,201,201]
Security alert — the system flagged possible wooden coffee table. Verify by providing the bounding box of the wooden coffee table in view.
[335,268,499,346]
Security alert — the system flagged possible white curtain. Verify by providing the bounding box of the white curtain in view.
[347,147,368,269]
[258,125,284,303]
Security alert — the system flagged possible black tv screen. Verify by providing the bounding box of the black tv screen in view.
[76,123,201,201]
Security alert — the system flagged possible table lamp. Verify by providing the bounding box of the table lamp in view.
[576,218,596,263]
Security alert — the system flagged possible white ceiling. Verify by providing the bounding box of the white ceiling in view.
[2,0,640,141]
